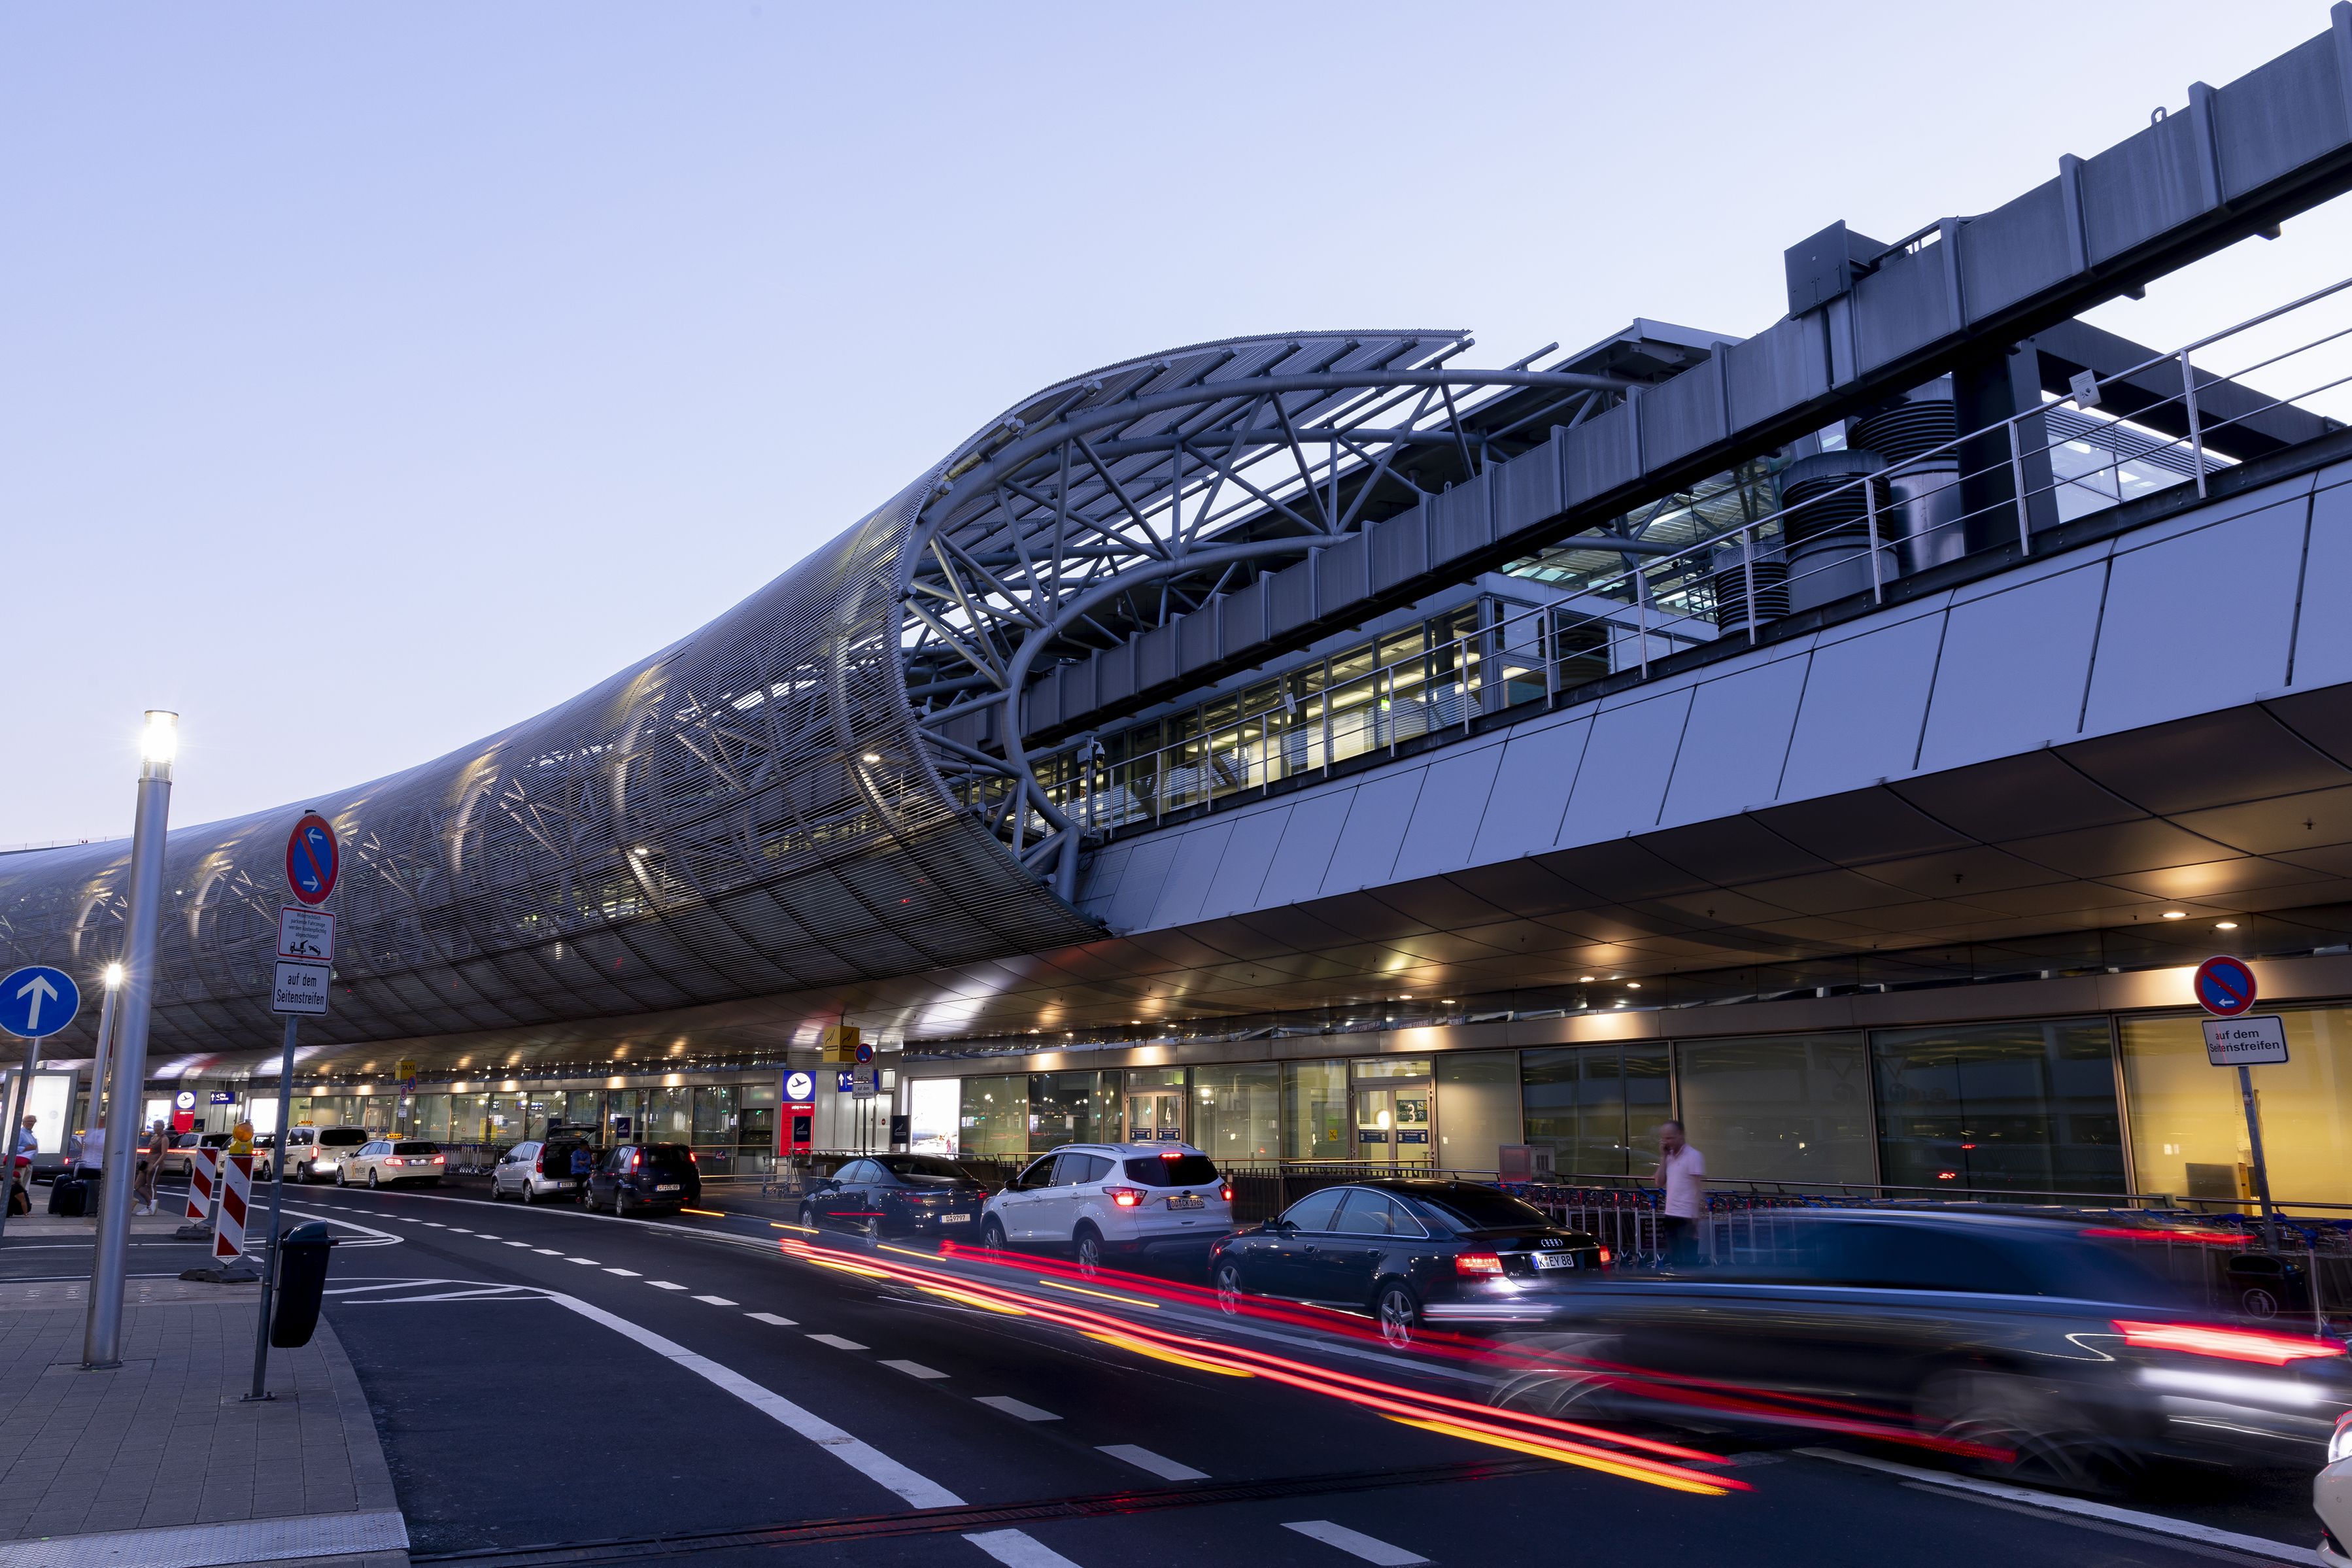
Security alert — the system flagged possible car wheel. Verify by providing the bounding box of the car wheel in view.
[797,1204,817,1229]
[1374,1280,1420,1348]
[1073,1223,1105,1277]
[335,1167,348,1187]
[980,1216,1008,1251]
[521,1182,537,1205]
[1213,1259,1246,1316]
[367,1169,379,1189]
[1920,1371,2133,1494]
[615,1189,634,1218]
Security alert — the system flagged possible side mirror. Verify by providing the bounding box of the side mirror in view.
[1270,1218,1297,1234]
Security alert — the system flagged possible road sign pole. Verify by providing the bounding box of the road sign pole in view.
[247,1015,299,1401]
[2237,1063,2280,1250]
[0,1032,33,1244]
[86,711,177,1370]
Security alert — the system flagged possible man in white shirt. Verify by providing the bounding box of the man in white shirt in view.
[1657,1120,1705,1265]
[76,1118,106,1189]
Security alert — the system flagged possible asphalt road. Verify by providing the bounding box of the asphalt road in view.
[0,1178,2330,1566]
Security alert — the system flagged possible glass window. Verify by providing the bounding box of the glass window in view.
[693,1086,738,1148]
[415,1095,451,1142]
[1014,1155,1057,1190]
[1521,1044,1669,1176]
[1028,1072,1110,1152]
[960,1076,1030,1161]
[651,1087,691,1143]
[1676,1034,1873,1186]
[1052,1152,1110,1185]
[2119,1005,2352,1206]
[1193,1064,1278,1162]
[1414,1187,1550,1231]
[1280,1187,1346,1231]
[1282,1061,1350,1159]
[449,1094,486,1143]
[1123,1154,1218,1187]
[1873,1019,2124,1195]
[1333,1189,1397,1235]
[1353,1057,1431,1080]
[1435,1051,1520,1175]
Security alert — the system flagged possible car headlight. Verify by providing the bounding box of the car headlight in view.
[2332,1412,2352,1465]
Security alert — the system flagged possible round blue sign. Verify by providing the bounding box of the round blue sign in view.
[0,966,81,1040]
[2194,955,2257,1017]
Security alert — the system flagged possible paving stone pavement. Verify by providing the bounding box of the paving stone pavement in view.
[0,1279,405,1567]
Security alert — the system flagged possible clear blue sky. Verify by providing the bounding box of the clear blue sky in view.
[5,2,2345,842]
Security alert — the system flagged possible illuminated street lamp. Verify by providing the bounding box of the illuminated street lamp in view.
[84,963,126,1138]
[85,711,176,1369]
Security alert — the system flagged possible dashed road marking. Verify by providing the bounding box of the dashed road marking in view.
[503,1241,532,1248]
[1283,1521,1429,1565]
[964,1529,1087,1567]
[648,1281,687,1291]
[532,1248,562,1255]
[693,1295,737,1306]
[1098,1445,1206,1482]
[882,1359,947,1380]
[566,1257,597,1265]
[745,1312,796,1326]
[974,1396,1058,1422]
[808,1333,867,1351]
[604,1268,641,1277]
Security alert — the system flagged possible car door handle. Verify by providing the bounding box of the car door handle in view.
[1303,1245,1318,1254]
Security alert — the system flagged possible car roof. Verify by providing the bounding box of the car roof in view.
[1036,1142,1204,1158]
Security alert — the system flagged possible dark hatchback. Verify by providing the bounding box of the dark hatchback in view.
[801,1155,987,1238]
[582,1142,701,1217]
[1209,1180,1607,1346]
[1489,1209,2352,1485]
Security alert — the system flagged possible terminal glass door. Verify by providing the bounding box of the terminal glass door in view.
[1355,1082,1433,1167]
[1127,1090,1185,1144]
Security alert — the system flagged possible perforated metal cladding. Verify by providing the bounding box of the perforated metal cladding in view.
[0,477,1100,1055]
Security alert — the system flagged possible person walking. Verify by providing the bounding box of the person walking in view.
[1657,1119,1706,1266]
[135,1121,166,1214]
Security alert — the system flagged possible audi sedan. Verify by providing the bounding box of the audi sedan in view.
[1208,1179,1607,1345]
[801,1154,987,1238]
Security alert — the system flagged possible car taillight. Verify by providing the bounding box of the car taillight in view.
[1104,1186,1146,1208]
[2112,1320,2347,1365]
[1455,1252,1505,1276]
[1219,1184,1234,1202]
[689,1151,697,1163]
[533,1155,544,1173]
[1597,1246,1612,1267]
[432,1155,445,1165]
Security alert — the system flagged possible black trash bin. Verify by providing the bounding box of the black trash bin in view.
[2225,1252,2311,1318]
[270,1220,338,1348]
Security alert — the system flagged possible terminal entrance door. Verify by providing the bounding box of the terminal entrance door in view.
[1126,1089,1184,1144]
[1355,1082,1433,1168]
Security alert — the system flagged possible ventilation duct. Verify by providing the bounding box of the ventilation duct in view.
[1710,540,1790,630]
[1850,382,1962,575]
[1777,450,1894,613]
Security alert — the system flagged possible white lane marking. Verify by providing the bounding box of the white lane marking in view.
[277,1206,405,1249]
[975,1396,1059,1422]
[449,1227,473,1233]
[533,1248,562,1255]
[746,1312,796,1326]
[475,1233,500,1240]
[881,1359,947,1380]
[504,1241,532,1248]
[648,1281,687,1291]
[1796,1448,2324,1564]
[1097,1445,1206,1482]
[1283,1521,1429,1566]
[423,1222,445,1228]
[965,1529,1087,1567]
[543,1289,960,1510]
[694,1295,738,1306]
[604,1268,641,1277]
[566,1257,598,1265]
[808,1333,867,1350]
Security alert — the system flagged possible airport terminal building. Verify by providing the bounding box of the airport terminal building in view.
[14,15,2352,1207]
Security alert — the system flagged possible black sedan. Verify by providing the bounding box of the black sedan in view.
[799,1154,988,1238]
[1487,1208,2352,1487]
[1208,1180,1607,1346]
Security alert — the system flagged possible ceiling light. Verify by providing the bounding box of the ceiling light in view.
[2162,910,2188,920]
[2216,921,2240,930]
[1578,975,1594,983]
[861,752,881,764]
[1626,981,1642,990]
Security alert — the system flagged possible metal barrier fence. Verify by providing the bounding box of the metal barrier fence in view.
[1027,269,2352,834]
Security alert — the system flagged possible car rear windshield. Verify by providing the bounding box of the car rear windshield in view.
[393,1142,439,1156]
[876,1155,978,1184]
[643,1145,696,1172]
[1412,1187,1550,1231]
[318,1130,369,1147]
[1123,1154,1219,1187]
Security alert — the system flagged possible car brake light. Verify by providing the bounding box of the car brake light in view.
[1105,1186,1146,1208]
[2081,1225,2242,1247]
[534,1155,544,1173]
[433,1155,445,1165]
[689,1152,697,1163]
[1597,1246,1612,1266]
[2112,1320,2347,1365]
[1456,1252,1505,1276]
[1219,1184,1234,1202]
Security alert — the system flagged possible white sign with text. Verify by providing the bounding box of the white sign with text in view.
[270,961,332,1017]
[276,907,335,963]
[2202,1014,2289,1066]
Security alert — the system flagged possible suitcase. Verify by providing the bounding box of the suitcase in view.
[47,1178,87,1218]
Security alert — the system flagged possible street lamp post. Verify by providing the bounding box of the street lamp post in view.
[84,963,124,1149]
[84,711,177,1369]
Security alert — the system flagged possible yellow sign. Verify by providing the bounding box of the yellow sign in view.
[395,1059,417,1082]
[820,1024,861,1063]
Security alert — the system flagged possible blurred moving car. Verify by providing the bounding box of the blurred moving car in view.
[158,1132,234,1180]
[583,1143,700,1216]
[288,1127,371,1184]
[336,1138,446,1188]
[1488,1208,2352,1488]
[1210,1180,1607,1346]
[799,1155,987,1238]
[980,1144,1231,1272]
[490,1136,596,1203]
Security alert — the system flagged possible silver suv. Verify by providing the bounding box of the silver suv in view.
[980,1142,1231,1272]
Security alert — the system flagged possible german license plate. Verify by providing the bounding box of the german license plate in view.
[655,1183,681,1192]
[1168,1193,1203,1210]
[1532,1250,1576,1269]
[939,1213,970,1223]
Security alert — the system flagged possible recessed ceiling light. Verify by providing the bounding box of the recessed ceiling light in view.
[1626,981,1643,989]
[2161,910,2188,919]
[2216,921,2240,930]
[861,753,881,763]
[1578,975,1595,983]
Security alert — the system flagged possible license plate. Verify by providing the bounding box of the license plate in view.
[939,1213,970,1224]
[1531,1250,1577,1270]
[1168,1194,1203,1210]
[655,1183,681,1192]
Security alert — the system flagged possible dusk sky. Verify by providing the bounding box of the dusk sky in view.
[6,2,2345,844]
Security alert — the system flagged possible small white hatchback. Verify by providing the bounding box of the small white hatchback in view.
[980,1142,1231,1272]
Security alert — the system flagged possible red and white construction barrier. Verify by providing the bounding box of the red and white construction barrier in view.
[186,1147,218,1224]
[213,1153,251,1262]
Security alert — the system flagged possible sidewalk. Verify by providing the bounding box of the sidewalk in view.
[0,1278,406,1568]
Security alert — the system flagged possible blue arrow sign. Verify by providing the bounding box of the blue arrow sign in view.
[0,966,80,1040]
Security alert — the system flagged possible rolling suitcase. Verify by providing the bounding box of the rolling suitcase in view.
[46,1177,87,1218]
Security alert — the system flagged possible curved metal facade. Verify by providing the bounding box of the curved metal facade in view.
[0,470,1102,1057]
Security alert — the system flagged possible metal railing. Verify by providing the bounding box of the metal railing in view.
[1028,273,2352,835]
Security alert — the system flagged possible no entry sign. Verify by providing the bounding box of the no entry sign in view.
[2193,955,2257,1017]
[285,813,339,906]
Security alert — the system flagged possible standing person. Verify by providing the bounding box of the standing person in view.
[9,1114,33,1216]
[135,1121,166,1215]
[1656,1120,1706,1266]
[76,1116,106,1197]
